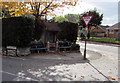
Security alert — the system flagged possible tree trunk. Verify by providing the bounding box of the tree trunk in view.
[33,16,45,41]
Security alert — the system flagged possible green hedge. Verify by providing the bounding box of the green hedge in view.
[90,37,120,43]
[2,16,34,47]
[58,22,78,42]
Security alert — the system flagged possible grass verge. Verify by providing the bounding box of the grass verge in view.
[77,37,120,44]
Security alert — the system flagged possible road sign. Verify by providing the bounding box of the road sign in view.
[82,15,93,26]
[81,15,93,60]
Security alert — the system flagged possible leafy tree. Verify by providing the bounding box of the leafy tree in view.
[79,9,103,39]
[79,9,103,26]
[2,0,79,40]
[65,14,80,23]
[58,22,78,42]
[2,1,78,18]
[50,16,68,23]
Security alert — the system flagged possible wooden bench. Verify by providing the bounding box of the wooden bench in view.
[30,42,47,53]
[59,46,71,51]
[58,42,71,51]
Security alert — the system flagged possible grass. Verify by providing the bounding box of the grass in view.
[89,37,120,43]
[77,37,120,44]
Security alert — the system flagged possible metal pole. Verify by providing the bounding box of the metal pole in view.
[87,23,90,39]
[83,39,87,60]
[83,24,89,60]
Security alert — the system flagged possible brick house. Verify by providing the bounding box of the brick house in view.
[90,26,109,37]
[106,22,120,38]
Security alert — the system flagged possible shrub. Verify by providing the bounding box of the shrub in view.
[58,22,78,42]
[71,43,80,51]
[90,31,97,37]
[2,16,34,47]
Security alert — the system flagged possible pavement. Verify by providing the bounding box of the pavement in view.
[1,42,119,82]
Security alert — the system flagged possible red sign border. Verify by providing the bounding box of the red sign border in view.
[82,15,93,26]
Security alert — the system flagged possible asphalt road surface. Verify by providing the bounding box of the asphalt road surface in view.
[76,41,119,60]
[1,41,119,81]
[2,52,86,81]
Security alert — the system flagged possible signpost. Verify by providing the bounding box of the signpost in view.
[82,15,93,60]
[82,15,93,26]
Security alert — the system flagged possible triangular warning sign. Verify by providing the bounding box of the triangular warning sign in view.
[82,15,93,26]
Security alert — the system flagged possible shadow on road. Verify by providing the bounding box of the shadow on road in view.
[2,52,90,81]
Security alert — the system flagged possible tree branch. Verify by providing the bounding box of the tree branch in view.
[37,3,40,14]
[31,4,34,10]
[40,1,52,16]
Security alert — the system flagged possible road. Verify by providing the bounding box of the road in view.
[76,41,119,81]
[1,41,119,81]
[2,52,86,81]
[76,41,119,60]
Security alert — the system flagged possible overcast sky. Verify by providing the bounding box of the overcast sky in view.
[60,0,119,26]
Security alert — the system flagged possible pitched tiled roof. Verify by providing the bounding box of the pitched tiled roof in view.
[100,26,109,30]
[106,22,120,30]
[91,26,106,32]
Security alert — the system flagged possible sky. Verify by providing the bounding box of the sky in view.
[54,0,119,26]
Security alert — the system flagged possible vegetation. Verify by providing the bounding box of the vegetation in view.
[50,15,79,43]
[89,37,120,43]
[79,9,103,39]
[77,37,120,44]
[65,14,80,23]
[50,16,68,23]
[2,16,34,47]
[2,1,78,18]
[90,31,97,36]
[50,14,80,23]
[58,22,78,42]
[2,0,79,41]
[79,9,103,27]
[71,43,80,51]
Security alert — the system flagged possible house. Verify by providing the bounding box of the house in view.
[106,22,120,38]
[78,25,109,37]
[90,26,108,37]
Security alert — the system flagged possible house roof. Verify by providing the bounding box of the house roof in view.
[106,22,120,30]
[99,25,109,30]
[44,21,61,31]
[91,26,106,32]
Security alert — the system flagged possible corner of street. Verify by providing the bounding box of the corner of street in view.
[1,41,119,82]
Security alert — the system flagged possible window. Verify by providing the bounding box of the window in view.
[109,29,114,34]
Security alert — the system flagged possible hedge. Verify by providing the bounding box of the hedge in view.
[2,16,34,47]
